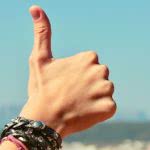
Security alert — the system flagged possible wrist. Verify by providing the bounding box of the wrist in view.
[20,97,67,139]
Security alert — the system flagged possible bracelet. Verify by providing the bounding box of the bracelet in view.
[0,135,27,150]
[0,117,62,150]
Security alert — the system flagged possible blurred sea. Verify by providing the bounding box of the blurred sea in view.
[62,122,150,150]
[63,141,150,150]
[0,105,149,150]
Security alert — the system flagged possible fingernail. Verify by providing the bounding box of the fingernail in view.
[31,9,41,21]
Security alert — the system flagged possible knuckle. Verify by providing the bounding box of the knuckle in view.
[85,51,99,63]
[34,55,44,63]
[35,25,49,34]
[93,65,104,75]
[34,25,49,39]
[29,54,43,65]
[104,81,114,94]
[100,65,109,74]
[106,100,117,115]
[87,51,98,59]
[100,65,109,78]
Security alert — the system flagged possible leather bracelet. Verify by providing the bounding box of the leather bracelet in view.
[0,117,62,150]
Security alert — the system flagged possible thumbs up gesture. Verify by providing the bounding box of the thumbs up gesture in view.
[20,6,116,139]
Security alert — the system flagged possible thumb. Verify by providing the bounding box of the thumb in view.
[29,5,53,59]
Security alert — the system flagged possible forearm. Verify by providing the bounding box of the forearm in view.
[0,141,18,150]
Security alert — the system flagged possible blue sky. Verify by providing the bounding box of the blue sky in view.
[0,0,150,121]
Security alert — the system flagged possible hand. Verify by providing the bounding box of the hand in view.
[20,5,117,139]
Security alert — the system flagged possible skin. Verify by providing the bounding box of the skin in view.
[0,5,116,149]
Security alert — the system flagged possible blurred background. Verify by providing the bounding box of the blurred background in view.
[0,0,150,149]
